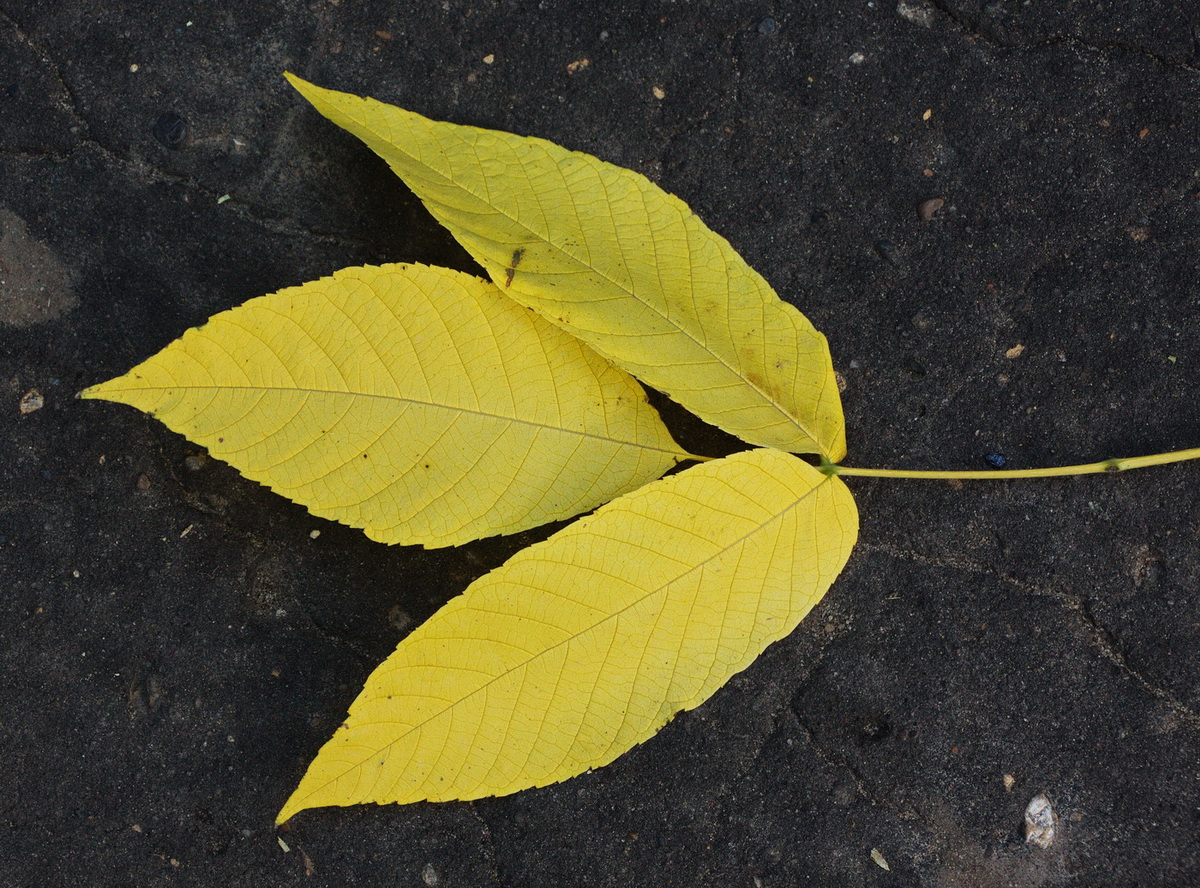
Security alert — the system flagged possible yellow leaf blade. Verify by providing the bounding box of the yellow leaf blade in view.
[81,263,689,548]
[277,448,857,821]
[285,74,847,461]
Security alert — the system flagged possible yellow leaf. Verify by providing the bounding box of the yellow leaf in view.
[277,448,857,821]
[81,263,690,548]
[285,74,847,461]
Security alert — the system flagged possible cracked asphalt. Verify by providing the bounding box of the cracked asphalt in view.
[3,2,1199,885]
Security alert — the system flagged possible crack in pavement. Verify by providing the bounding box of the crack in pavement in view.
[860,540,1200,730]
[466,802,503,887]
[0,8,372,253]
[0,5,91,132]
[925,0,1200,75]
[2,140,374,251]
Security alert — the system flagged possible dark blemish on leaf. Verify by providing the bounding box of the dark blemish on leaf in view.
[504,247,525,287]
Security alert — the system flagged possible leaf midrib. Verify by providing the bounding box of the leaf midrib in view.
[99,382,689,457]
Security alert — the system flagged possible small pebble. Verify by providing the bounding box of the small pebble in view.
[151,112,190,150]
[918,197,944,221]
[184,453,208,471]
[1005,344,1025,359]
[136,473,151,490]
[652,86,666,100]
[19,389,43,414]
[482,53,495,65]
[422,863,439,886]
[757,17,777,35]
[1024,794,1056,848]
[984,452,1006,469]
[873,238,902,267]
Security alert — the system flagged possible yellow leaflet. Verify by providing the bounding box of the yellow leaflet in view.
[277,448,857,821]
[285,74,847,461]
[81,263,689,548]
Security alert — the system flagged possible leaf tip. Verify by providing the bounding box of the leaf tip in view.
[78,377,118,402]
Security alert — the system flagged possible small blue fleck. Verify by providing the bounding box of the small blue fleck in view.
[984,453,1006,469]
[758,17,777,35]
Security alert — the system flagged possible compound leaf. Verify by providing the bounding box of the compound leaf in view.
[81,263,690,548]
[277,447,857,821]
[286,74,847,461]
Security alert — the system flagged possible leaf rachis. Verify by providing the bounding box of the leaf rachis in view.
[820,446,1200,480]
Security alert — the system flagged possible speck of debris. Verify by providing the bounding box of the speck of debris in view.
[984,452,1007,469]
[309,529,321,539]
[870,848,891,871]
[849,51,866,64]
[482,53,495,65]
[136,473,151,491]
[1128,226,1150,242]
[375,30,393,40]
[216,194,231,204]
[757,17,777,35]
[1024,793,1057,848]
[922,108,933,121]
[566,58,590,74]
[835,370,847,393]
[422,863,440,886]
[1004,773,1016,792]
[19,389,44,414]
[896,0,937,27]
[1005,343,1025,359]
[184,453,208,471]
[652,85,666,99]
[278,836,290,852]
[918,197,944,221]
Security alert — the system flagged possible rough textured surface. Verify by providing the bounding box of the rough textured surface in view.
[3,1,1198,885]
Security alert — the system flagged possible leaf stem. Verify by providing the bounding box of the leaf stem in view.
[819,447,1200,480]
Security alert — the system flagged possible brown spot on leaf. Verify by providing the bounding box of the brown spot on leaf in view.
[504,248,525,287]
